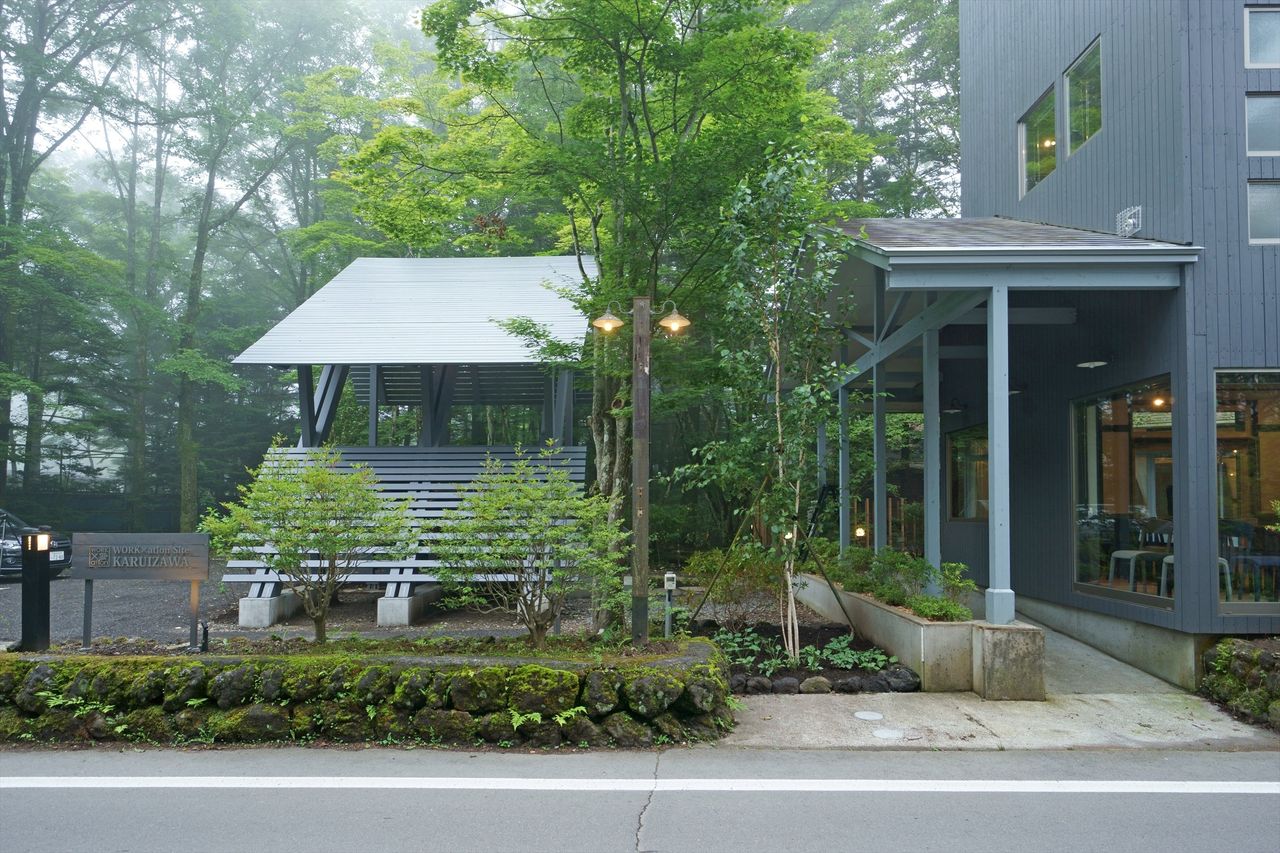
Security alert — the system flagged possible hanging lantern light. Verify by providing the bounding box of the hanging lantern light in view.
[656,301,690,333]
[592,303,625,333]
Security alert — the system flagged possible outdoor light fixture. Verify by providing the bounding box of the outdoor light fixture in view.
[1076,360,1108,369]
[1152,396,1166,407]
[656,301,690,333]
[22,530,50,552]
[854,526,867,539]
[592,304,625,333]
[941,399,965,415]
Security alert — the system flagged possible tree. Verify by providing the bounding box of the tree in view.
[202,445,418,643]
[698,150,852,659]
[343,0,867,534]
[432,444,628,648]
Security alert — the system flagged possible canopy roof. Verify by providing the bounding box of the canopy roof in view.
[235,256,593,365]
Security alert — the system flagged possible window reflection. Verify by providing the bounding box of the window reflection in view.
[1074,378,1174,601]
[1020,89,1056,194]
[948,425,988,520]
[1217,372,1280,606]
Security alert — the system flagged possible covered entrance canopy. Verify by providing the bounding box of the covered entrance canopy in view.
[235,255,593,446]
[829,217,1200,624]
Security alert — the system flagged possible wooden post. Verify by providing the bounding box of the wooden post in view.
[632,296,651,645]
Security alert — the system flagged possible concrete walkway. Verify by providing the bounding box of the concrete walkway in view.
[724,620,1280,751]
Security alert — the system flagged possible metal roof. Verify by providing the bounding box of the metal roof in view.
[235,256,594,365]
[843,217,1201,264]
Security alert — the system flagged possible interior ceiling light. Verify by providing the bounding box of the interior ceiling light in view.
[1076,360,1108,369]
[941,399,965,415]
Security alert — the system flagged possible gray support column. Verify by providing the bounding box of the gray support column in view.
[986,285,1015,624]
[554,369,574,443]
[872,272,887,552]
[313,365,347,444]
[838,385,850,554]
[297,364,316,447]
[541,373,555,441]
[419,366,434,447]
[431,365,456,445]
[367,364,379,447]
[923,321,942,595]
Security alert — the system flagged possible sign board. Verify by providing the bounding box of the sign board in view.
[69,533,209,581]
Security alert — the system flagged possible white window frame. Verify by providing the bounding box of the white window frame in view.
[1246,94,1280,156]
[1018,86,1056,198]
[1245,8,1280,69]
[1064,37,1103,155]
[1248,181,1280,245]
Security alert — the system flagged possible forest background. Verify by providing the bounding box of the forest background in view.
[0,0,957,565]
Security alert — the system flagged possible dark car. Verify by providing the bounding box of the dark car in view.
[0,509,72,578]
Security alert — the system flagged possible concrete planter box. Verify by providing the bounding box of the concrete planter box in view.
[796,573,1044,700]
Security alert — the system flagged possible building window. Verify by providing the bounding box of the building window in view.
[1247,96,1280,155]
[1019,88,1056,195]
[1065,39,1102,153]
[1216,372,1280,609]
[948,425,988,519]
[1073,378,1174,602]
[1248,182,1280,243]
[1246,8,1280,68]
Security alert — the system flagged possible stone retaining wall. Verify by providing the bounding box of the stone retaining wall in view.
[0,639,732,748]
[1200,637,1280,732]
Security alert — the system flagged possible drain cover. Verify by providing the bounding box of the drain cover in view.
[872,728,904,740]
[854,711,884,721]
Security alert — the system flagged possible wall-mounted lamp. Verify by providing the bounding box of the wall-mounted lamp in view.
[941,399,965,415]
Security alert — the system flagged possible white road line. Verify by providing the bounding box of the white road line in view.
[0,777,1276,794]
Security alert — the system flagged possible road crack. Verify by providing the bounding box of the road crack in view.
[635,750,660,853]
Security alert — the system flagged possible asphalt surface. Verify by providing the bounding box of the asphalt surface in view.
[1,747,1277,853]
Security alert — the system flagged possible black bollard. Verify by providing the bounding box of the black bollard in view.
[19,527,52,652]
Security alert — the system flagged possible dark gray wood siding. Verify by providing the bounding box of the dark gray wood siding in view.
[957,0,1280,634]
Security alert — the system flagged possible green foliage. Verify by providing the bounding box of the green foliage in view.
[820,636,895,671]
[432,444,629,648]
[681,544,782,631]
[906,595,972,622]
[200,443,418,642]
[798,645,825,672]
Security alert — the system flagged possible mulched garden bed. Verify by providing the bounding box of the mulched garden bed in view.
[689,619,921,696]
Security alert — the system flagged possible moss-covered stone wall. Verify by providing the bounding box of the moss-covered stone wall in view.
[1200,638,1280,732]
[0,639,732,748]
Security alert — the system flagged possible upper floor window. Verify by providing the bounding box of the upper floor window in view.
[1066,39,1102,152]
[1247,95,1280,155]
[1246,8,1280,68]
[1019,88,1056,195]
[1249,182,1280,243]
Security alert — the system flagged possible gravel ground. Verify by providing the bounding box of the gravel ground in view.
[0,562,832,647]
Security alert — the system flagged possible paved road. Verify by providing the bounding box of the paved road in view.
[2,747,1276,852]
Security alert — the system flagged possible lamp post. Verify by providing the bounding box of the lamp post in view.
[593,297,689,645]
[20,526,53,652]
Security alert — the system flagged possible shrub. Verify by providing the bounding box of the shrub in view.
[202,443,418,643]
[906,595,973,622]
[682,543,782,631]
[432,444,629,648]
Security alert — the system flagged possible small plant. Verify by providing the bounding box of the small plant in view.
[907,595,973,622]
[798,645,825,672]
[498,739,514,748]
[509,709,543,731]
[552,706,586,727]
[820,638,895,672]
[365,704,377,721]
[654,733,671,745]
[185,697,208,708]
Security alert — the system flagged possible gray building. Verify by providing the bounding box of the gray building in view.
[833,0,1279,686]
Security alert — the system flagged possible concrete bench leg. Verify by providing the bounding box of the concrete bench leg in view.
[238,590,301,627]
[376,584,442,626]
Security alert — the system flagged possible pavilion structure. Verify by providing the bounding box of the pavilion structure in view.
[225,256,591,627]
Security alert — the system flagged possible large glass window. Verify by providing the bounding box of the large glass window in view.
[1020,88,1056,195]
[948,425,988,520]
[1066,40,1102,152]
[1249,182,1280,243]
[1073,378,1174,602]
[1216,372,1280,607]
[1246,96,1280,155]
[1246,9,1280,68]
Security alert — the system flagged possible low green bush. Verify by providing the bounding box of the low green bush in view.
[906,595,973,622]
[682,543,783,630]
[807,542,977,623]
